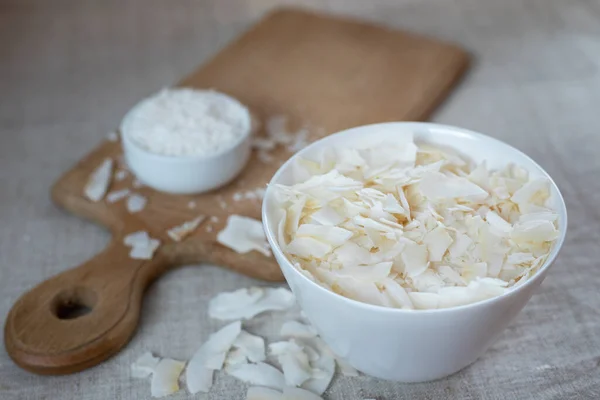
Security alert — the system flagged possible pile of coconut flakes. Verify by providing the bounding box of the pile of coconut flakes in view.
[272,134,560,310]
[131,287,363,399]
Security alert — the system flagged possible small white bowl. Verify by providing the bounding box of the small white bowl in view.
[262,122,567,383]
[120,94,252,195]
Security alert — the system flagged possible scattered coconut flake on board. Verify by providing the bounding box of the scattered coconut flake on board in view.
[127,193,147,213]
[107,131,119,142]
[115,169,128,181]
[186,321,242,394]
[84,158,113,202]
[106,188,131,203]
[270,135,560,309]
[124,231,160,260]
[187,200,196,209]
[132,178,144,189]
[210,216,219,223]
[131,351,160,379]
[167,216,205,242]
[209,287,295,321]
[217,215,271,256]
[150,358,185,398]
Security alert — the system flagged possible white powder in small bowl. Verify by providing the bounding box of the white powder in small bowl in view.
[123,88,251,157]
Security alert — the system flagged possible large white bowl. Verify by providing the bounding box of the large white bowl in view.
[262,122,567,383]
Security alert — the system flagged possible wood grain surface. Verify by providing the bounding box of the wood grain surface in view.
[4,8,469,375]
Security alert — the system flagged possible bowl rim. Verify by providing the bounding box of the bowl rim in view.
[262,121,568,315]
[120,88,253,163]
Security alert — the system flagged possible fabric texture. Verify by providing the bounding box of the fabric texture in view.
[1,0,599,399]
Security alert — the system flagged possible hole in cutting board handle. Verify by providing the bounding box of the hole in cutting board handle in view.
[51,287,98,320]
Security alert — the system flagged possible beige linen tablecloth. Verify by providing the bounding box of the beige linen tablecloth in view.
[1,0,599,399]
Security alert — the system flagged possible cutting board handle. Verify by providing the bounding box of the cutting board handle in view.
[4,236,169,375]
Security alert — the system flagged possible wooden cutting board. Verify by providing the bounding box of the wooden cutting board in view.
[4,8,469,375]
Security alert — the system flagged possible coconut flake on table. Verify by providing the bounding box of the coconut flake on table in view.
[208,287,295,321]
[167,216,205,242]
[150,358,185,398]
[127,193,147,213]
[271,137,560,310]
[84,158,113,202]
[217,215,271,256]
[186,321,242,394]
[131,351,160,378]
[226,362,286,391]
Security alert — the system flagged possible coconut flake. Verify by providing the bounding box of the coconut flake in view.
[127,193,147,213]
[226,362,286,391]
[150,358,185,398]
[422,226,453,262]
[131,351,160,379]
[233,330,266,363]
[115,169,128,181]
[167,216,205,241]
[209,287,295,321]
[186,321,242,394]
[123,231,160,260]
[281,321,318,339]
[106,188,131,203]
[107,131,119,142]
[217,215,271,256]
[84,158,113,202]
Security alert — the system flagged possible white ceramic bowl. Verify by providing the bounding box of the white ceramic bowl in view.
[262,122,567,383]
[120,95,252,195]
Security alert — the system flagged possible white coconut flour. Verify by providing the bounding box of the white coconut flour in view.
[124,88,250,157]
[272,135,560,310]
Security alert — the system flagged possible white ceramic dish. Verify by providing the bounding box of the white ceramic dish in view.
[120,95,252,195]
[262,122,567,383]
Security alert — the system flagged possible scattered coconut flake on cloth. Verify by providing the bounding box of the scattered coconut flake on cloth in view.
[150,358,185,398]
[127,193,147,213]
[84,158,113,202]
[208,287,295,320]
[131,286,358,398]
[271,135,560,310]
[186,321,242,394]
[217,215,271,256]
[124,231,160,260]
[167,216,205,242]
[131,351,160,378]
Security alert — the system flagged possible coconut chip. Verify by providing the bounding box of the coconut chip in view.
[233,330,266,363]
[84,158,113,202]
[106,188,131,203]
[106,131,119,142]
[124,231,160,260]
[167,216,205,242]
[186,321,242,394]
[127,193,147,213]
[281,321,318,339]
[150,358,185,398]
[226,362,285,391]
[115,169,128,181]
[217,215,271,256]
[209,287,295,321]
[131,351,160,379]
